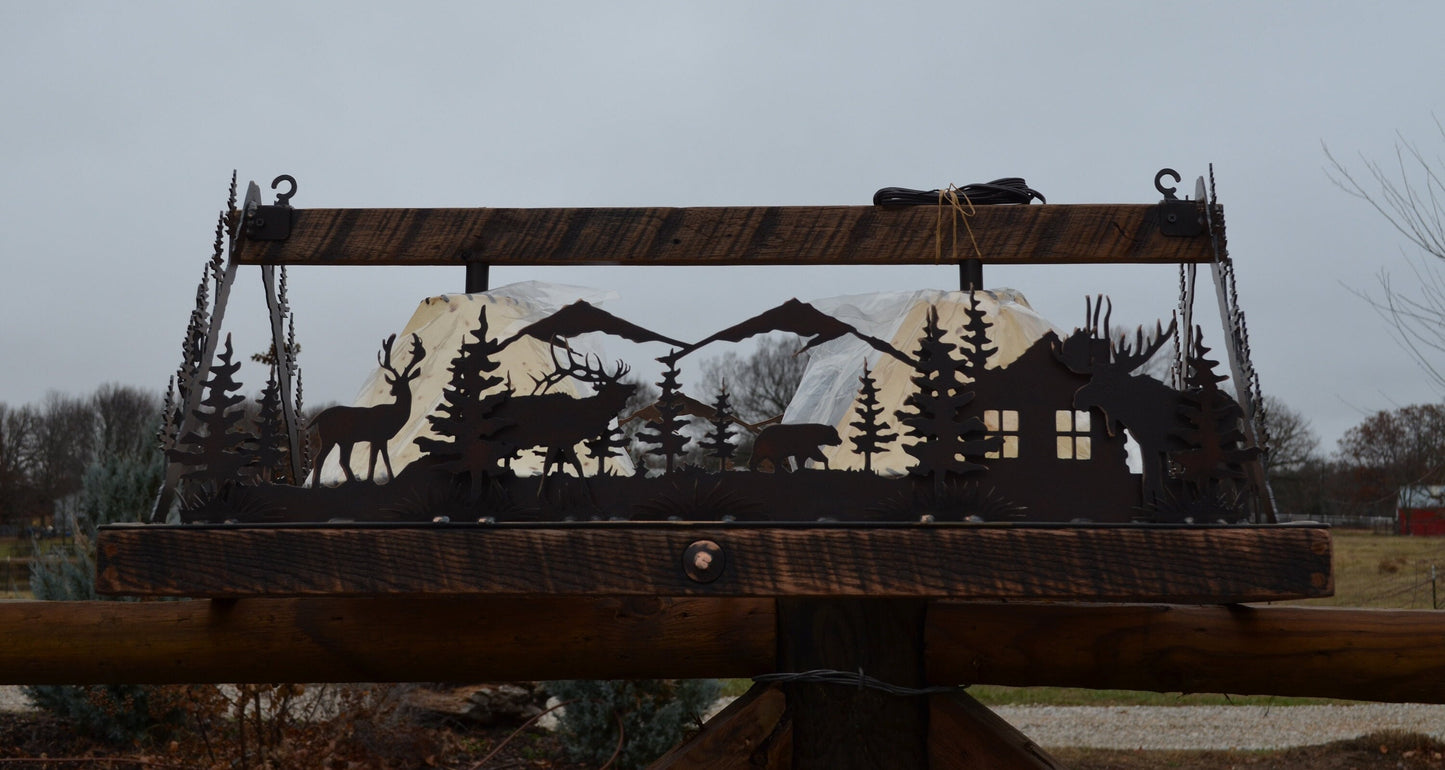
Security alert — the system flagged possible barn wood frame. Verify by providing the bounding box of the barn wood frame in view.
[61,178,1393,769]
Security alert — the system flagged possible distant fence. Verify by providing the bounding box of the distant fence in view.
[1276,513,1396,533]
[1,557,31,594]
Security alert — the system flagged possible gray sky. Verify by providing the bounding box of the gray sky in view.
[3,1,1444,452]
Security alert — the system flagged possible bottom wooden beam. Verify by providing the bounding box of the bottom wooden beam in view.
[0,596,773,685]
[926,602,1445,703]
[4,598,1445,707]
[649,683,791,770]
[929,691,1064,769]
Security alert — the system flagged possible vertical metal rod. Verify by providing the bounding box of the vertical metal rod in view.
[959,260,983,292]
[466,263,490,293]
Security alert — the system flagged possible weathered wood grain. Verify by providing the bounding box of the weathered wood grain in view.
[929,690,1065,770]
[95,523,1332,602]
[8,599,1445,702]
[231,204,1214,266]
[0,596,772,685]
[649,683,790,770]
[926,602,1445,703]
[778,599,928,769]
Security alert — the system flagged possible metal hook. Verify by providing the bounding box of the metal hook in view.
[271,175,297,207]
[1154,168,1181,200]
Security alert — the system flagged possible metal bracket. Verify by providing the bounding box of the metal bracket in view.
[243,175,297,241]
[1154,168,1203,237]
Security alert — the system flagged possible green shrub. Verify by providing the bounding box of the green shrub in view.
[550,679,720,769]
[24,451,188,745]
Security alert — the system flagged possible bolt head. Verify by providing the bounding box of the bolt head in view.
[682,540,725,584]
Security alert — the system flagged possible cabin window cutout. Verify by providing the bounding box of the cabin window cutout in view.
[983,409,1020,459]
[1055,409,1092,460]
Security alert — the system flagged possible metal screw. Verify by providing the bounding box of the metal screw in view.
[682,540,725,584]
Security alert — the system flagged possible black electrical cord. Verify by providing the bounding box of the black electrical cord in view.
[873,178,1046,207]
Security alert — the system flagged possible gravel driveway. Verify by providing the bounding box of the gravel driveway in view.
[994,704,1445,750]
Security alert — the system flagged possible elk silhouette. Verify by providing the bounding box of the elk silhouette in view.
[309,334,426,485]
[1053,297,1182,508]
[488,346,637,478]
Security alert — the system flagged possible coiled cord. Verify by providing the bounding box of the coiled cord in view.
[873,178,1046,207]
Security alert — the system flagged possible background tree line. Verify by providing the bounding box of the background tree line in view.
[0,384,162,533]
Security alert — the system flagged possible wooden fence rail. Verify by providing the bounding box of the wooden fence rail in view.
[3,598,1443,704]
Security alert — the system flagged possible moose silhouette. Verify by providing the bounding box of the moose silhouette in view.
[1053,297,1182,508]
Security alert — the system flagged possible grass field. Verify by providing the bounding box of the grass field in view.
[1292,529,1445,609]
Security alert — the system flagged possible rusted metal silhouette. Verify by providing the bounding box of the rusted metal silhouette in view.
[309,334,426,485]
[168,334,251,487]
[488,346,637,478]
[849,361,896,473]
[620,392,765,435]
[749,423,842,472]
[1168,328,1261,520]
[414,305,515,498]
[167,290,1267,526]
[698,385,740,471]
[637,355,691,473]
[679,298,908,364]
[1053,297,1183,509]
[896,304,999,484]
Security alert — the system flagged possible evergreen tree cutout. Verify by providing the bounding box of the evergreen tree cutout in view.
[895,306,997,485]
[958,292,997,379]
[637,354,690,473]
[849,361,896,472]
[1171,328,1261,492]
[698,384,739,471]
[168,334,251,485]
[248,365,292,484]
[415,305,516,486]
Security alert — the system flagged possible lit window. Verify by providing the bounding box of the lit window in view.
[983,409,1020,459]
[1055,409,1092,460]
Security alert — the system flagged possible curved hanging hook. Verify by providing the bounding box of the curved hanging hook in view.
[271,174,298,207]
[1154,168,1181,200]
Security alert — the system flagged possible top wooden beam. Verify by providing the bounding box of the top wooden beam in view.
[231,203,1215,267]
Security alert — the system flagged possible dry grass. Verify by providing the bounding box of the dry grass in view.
[1292,529,1445,609]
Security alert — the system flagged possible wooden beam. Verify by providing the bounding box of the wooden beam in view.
[778,599,928,769]
[230,204,1214,267]
[648,683,791,769]
[928,691,1065,769]
[96,523,1331,603]
[0,596,772,685]
[926,602,1445,704]
[6,598,1445,703]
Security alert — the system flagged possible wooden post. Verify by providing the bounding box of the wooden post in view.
[776,599,928,769]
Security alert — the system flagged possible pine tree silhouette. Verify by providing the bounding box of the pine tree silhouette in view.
[698,384,738,471]
[1172,328,1260,491]
[584,420,629,476]
[895,306,996,485]
[248,365,292,484]
[637,355,690,473]
[849,361,896,472]
[168,334,251,485]
[415,305,514,476]
[958,292,996,378]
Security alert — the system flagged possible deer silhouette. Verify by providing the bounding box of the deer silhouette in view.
[488,346,637,478]
[1053,297,1182,508]
[309,334,426,485]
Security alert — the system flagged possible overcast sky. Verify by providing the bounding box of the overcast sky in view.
[3,1,1445,453]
